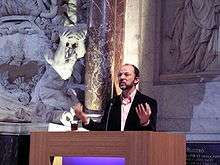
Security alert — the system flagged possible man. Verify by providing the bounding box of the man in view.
[74,64,157,131]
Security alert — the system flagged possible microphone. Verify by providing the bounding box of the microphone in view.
[105,98,114,131]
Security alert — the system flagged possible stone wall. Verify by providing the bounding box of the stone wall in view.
[124,0,220,137]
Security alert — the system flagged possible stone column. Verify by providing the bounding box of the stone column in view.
[85,0,125,112]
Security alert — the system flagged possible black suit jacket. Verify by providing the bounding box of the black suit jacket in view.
[84,90,157,131]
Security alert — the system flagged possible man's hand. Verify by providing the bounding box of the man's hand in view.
[72,103,89,124]
[136,103,151,125]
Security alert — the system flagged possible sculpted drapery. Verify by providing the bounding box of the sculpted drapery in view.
[169,0,220,73]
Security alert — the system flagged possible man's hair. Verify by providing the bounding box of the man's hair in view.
[124,64,140,78]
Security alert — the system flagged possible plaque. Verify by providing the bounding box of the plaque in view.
[187,142,220,165]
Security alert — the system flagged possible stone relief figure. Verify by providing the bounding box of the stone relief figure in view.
[0,0,89,123]
[169,0,220,73]
[32,25,87,123]
[0,17,51,122]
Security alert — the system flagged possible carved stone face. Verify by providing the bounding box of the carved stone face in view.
[66,35,86,59]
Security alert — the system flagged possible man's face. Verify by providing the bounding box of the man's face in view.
[117,65,139,91]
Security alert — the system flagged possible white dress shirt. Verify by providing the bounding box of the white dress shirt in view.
[121,89,137,131]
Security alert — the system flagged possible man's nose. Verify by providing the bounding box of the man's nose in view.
[120,74,126,79]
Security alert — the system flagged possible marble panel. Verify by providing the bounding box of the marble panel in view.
[0,134,29,165]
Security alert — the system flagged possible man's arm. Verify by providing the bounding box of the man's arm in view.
[73,103,107,131]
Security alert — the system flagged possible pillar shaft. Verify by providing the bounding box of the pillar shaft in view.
[85,0,126,112]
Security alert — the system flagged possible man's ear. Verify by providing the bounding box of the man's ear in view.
[134,77,139,85]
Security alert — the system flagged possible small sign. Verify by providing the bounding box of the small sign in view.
[187,142,220,165]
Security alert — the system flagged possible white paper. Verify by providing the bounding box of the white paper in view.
[48,123,71,132]
[48,123,89,132]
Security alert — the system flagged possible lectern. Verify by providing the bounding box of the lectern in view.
[29,131,186,165]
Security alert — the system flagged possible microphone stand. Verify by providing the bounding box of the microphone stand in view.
[105,99,114,131]
[105,58,117,131]
[105,67,115,131]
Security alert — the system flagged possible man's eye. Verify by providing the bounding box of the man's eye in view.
[124,73,130,76]
[118,73,130,77]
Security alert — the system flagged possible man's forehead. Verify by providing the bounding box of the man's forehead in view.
[119,65,135,73]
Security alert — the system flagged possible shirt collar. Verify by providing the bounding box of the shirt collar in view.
[121,89,137,105]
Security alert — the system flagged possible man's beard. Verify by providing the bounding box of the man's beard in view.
[119,82,134,91]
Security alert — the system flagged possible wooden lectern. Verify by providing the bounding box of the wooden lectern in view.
[29,131,186,165]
